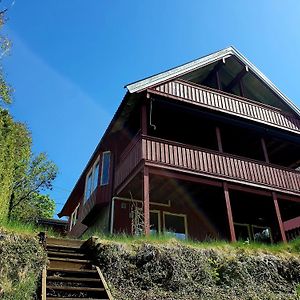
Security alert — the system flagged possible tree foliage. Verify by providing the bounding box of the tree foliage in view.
[10,192,56,222]
[9,153,58,220]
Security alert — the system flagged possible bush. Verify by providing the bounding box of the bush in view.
[0,230,47,299]
[87,237,300,300]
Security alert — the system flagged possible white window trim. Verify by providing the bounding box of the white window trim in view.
[84,157,100,203]
[69,203,80,231]
[162,211,188,238]
[100,151,111,186]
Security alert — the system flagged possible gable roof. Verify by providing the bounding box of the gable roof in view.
[126,46,300,117]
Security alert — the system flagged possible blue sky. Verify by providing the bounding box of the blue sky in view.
[3,1,300,216]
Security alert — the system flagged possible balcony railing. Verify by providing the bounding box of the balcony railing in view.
[115,135,300,196]
[148,79,300,134]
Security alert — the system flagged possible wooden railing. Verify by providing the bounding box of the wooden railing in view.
[114,137,142,189]
[148,79,300,134]
[114,134,300,195]
[142,136,300,195]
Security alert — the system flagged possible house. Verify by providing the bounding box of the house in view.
[58,47,300,242]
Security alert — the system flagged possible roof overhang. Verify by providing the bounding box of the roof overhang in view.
[126,46,300,117]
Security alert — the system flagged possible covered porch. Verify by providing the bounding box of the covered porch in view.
[112,166,299,242]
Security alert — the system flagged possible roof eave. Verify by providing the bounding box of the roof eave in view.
[126,46,300,117]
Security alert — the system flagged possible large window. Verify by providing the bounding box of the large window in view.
[84,158,100,202]
[100,151,111,186]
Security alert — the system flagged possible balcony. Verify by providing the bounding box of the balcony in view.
[148,79,300,135]
[115,135,300,196]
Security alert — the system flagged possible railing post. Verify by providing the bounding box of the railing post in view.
[143,166,150,236]
[272,192,287,243]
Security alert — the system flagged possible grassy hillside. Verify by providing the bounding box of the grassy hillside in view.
[0,227,47,300]
[87,236,300,300]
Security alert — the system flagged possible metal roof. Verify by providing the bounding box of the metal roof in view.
[126,46,300,117]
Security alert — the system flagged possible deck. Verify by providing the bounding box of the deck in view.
[148,79,300,134]
[115,135,300,196]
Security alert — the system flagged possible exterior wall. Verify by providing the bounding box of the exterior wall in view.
[83,205,110,236]
[113,198,223,240]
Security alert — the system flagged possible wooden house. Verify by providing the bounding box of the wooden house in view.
[58,47,300,242]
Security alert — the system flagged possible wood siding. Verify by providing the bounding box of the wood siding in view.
[115,135,300,196]
[148,79,300,134]
[114,137,142,189]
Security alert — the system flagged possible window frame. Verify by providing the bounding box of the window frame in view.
[69,203,80,231]
[100,151,111,186]
[163,211,188,238]
[150,210,161,235]
[84,156,100,203]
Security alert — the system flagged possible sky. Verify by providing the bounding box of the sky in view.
[3,1,300,217]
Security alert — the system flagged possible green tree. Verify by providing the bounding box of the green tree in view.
[11,192,55,222]
[8,153,58,220]
[0,110,31,221]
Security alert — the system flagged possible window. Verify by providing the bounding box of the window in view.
[92,162,99,191]
[163,212,188,240]
[100,151,111,186]
[84,158,100,202]
[150,211,161,235]
[70,204,80,231]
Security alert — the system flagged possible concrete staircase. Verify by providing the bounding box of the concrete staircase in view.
[41,237,113,300]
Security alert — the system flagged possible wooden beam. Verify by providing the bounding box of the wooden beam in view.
[148,167,223,188]
[216,125,237,243]
[215,126,223,152]
[41,266,47,300]
[288,159,300,169]
[141,101,147,135]
[272,192,287,242]
[224,66,248,92]
[268,142,288,156]
[202,60,225,86]
[143,166,150,235]
[223,182,236,242]
[227,183,272,197]
[261,137,270,163]
[277,193,300,203]
[216,70,222,90]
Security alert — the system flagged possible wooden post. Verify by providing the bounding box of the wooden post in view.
[143,166,150,235]
[261,137,270,163]
[141,99,148,135]
[216,127,236,241]
[41,266,47,300]
[223,182,236,242]
[272,192,287,242]
[215,126,223,152]
[216,70,222,90]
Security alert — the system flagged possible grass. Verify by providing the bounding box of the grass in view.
[0,272,36,300]
[83,230,300,254]
[0,219,62,237]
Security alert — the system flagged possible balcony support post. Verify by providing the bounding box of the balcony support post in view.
[142,165,150,236]
[216,126,236,241]
[223,182,236,242]
[261,137,270,163]
[215,126,223,152]
[272,192,287,242]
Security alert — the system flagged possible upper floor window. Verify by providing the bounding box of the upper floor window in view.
[84,158,100,202]
[100,151,111,186]
[70,203,80,231]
